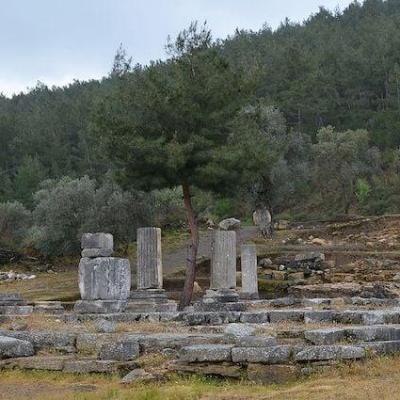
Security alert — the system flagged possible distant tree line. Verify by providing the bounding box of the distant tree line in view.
[1,0,400,261]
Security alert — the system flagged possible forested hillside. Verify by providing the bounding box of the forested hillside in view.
[1,0,400,256]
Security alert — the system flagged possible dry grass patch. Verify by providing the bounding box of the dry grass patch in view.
[3,355,400,399]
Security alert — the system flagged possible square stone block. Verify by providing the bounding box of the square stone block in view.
[78,257,130,300]
[81,233,113,251]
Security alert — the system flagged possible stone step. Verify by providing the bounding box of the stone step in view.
[0,305,33,315]
[0,355,136,374]
[305,325,400,345]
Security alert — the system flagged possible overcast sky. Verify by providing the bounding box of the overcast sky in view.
[1,0,354,97]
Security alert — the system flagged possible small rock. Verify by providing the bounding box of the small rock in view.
[95,319,116,333]
[218,218,241,231]
[272,271,287,280]
[311,238,328,246]
[193,281,203,294]
[258,258,273,268]
[121,368,154,384]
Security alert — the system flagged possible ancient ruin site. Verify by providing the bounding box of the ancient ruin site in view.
[1,215,400,399]
[2,0,400,398]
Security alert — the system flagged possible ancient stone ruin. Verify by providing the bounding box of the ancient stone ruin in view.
[2,224,400,384]
[128,227,177,312]
[74,233,131,314]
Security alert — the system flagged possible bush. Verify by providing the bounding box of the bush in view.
[0,201,32,250]
[31,176,96,255]
[152,187,186,228]
[30,176,153,256]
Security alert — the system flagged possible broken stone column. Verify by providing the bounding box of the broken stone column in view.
[196,230,246,311]
[240,244,259,299]
[137,227,162,289]
[74,233,131,314]
[128,227,177,312]
[210,230,237,290]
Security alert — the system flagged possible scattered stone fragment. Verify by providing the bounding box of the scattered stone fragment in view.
[218,218,241,231]
[95,319,116,334]
[121,368,156,383]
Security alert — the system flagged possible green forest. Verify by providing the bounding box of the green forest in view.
[1,0,400,258]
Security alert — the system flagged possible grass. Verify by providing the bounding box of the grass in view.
[3,355,400,399]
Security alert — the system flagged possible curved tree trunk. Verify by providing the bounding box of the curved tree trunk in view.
[179,182,199,310]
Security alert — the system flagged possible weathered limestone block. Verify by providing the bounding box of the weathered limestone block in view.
[179,345,233,362]
[240,244,258,299]
[294,345,365,362]
[78,257,130,300]
[361,340,400,355]
[304,310,335,324]
[81,233,113,257]
[268,310,305,323]
[304,328,345,345]
[63,359,136,374]
[74,300,127,314]
[34,301,64,315]
[0,305,33,315]
[240,312,270,324]
[0,293,26,306]
[224,323,256,337]
[0,330,77,353]
[211,231,236,290]
[234,336,278,348]
[231,346,292,364]
[171,361,241,378]
[247,364,300,384]
[0,336,34,359]
[137,227,163,289]
[13,355,72,371]
[98,339,140,361]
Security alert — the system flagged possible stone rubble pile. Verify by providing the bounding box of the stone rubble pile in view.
[0,271,36,282]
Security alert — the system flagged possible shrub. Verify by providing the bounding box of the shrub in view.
[152,187,186,228]
[0,201,32,250]
[31,176,96,255]
[30,176,153,256]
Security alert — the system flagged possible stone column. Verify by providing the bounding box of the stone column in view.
[128,227,177,312]
[137,227,162,289]
[241,244,259,299]
[195,230,246,311]
[210,230,237,290]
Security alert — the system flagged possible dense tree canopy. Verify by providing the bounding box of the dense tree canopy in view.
[1,0,400,259]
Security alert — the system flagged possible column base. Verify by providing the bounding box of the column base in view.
[128,289,177,312]
[239,292,260,300]
[74,300,127,314]
[194,289,247,312]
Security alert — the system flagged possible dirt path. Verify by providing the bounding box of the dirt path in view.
[162,226,259,273]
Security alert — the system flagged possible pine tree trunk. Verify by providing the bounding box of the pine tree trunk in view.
[178,182,199,310]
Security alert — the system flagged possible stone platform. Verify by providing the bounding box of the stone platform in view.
[128,289,177,312]
[194,289,247,312]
